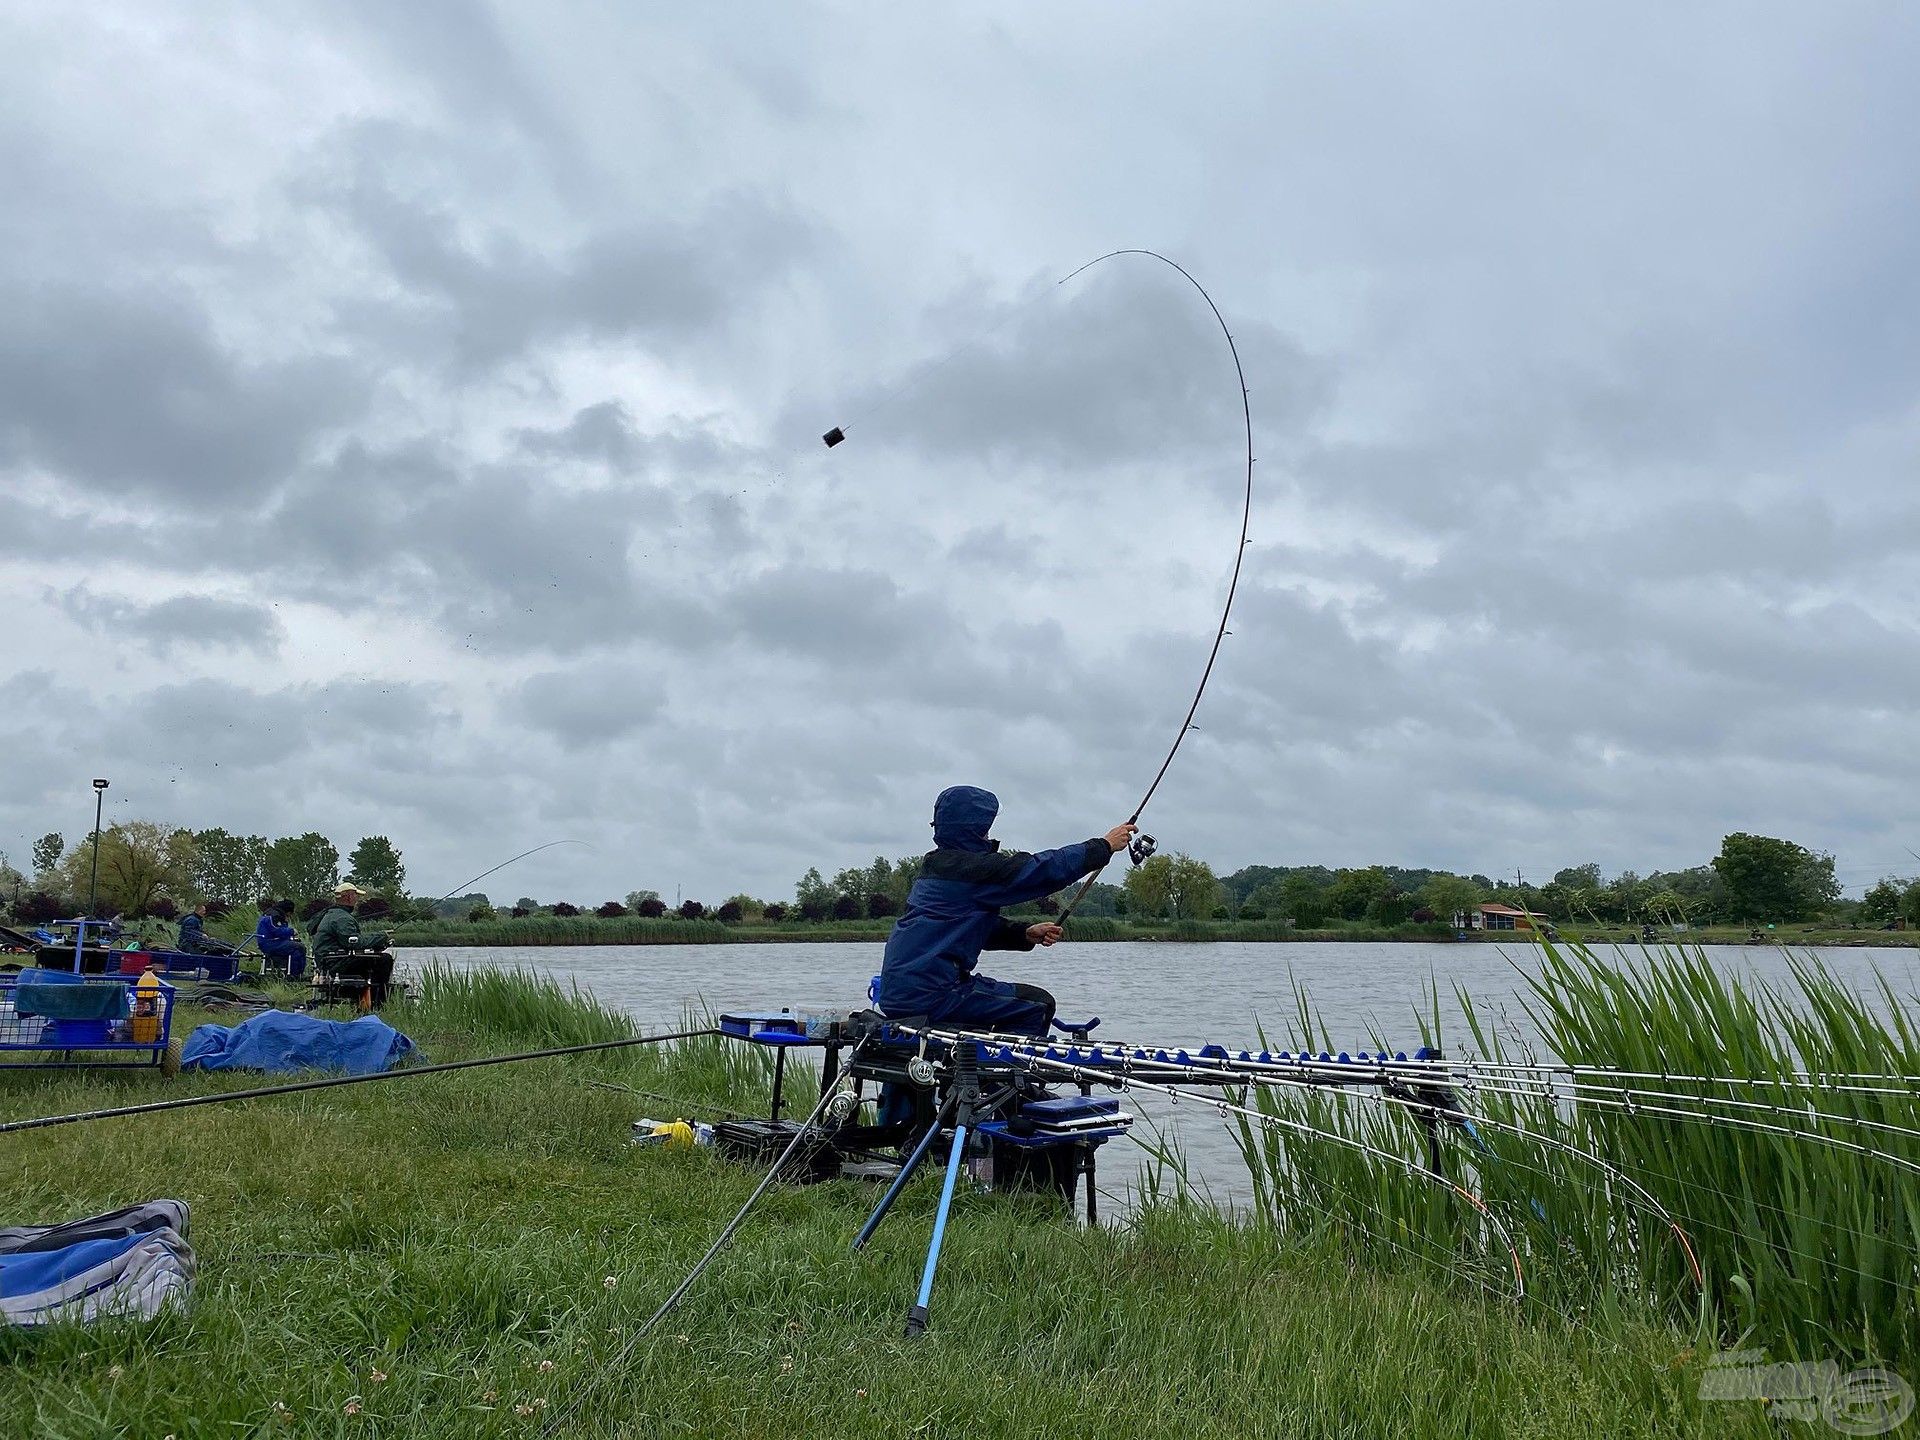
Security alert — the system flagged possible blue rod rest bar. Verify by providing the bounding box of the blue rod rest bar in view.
[906,1120,969,1337]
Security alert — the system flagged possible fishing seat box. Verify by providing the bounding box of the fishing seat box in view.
[711,1119,842,1183]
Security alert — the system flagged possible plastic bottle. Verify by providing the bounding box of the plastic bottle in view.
[130,971,162,1046]
[630,1118,714,1149]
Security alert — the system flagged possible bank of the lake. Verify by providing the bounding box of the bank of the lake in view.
[389,913,1920,949]
[0,967,1778,1439]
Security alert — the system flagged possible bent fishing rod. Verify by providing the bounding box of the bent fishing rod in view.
[0,1027,717,1137]
[823,249,1255,921]
[429,838,592,906]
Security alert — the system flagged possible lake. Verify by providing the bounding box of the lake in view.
[395,939,1920,1208]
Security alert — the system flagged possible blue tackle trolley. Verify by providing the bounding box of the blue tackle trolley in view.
[0,927,179,1071]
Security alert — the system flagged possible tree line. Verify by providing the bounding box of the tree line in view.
[6,821,1914,933]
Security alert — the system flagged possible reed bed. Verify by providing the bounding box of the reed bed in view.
[1230,939,1920,1368]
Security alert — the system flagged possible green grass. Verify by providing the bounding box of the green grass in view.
[0,968,1790,1437]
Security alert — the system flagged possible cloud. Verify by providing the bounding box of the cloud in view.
[5,4,1920,905]
[51,586,286,658]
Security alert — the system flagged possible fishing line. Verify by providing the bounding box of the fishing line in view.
[429,839,592,906]
[961,1028,1702,1289]
[819,249,1255,920]
[0,1028,718,1136]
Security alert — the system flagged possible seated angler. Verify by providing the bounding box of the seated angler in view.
[253,897,308,979]
[176,902,217,955]
[877,786,1134,1037]
[310,883,394,1005]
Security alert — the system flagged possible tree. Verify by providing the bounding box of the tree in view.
[1861,878,1906,926]
[596,901,628,918]
[720,893,766,923]
[625,889,661,912]
[467,902,495,922]
[1903,881,1920,927]
[509,905,531,918]
[264,833,340,905]
[763,902,789,922]
[1366,891,1415,926]
[15,890,66,923]
[1123,855,1174,919]
[830,894,861,921]
[1165,854,1222,920]
[637,897,668,918]
[347,836,406,895]
[866,892,896,919]
[1712,834,1840,922]
[1326,867,1394,921]
[795,867,832,920]
[192,828,269,906]
[551,901,581,917]
[56,821,196,917]
[31,832,64,877]
[1418,875,1483,926]
[678,899,707,921]
[716,900,744,924]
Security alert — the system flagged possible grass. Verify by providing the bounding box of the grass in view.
[1232,938,1919,1373]
[0,968,1785,1437]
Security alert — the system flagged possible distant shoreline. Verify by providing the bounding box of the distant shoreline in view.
[389,924,1920,950]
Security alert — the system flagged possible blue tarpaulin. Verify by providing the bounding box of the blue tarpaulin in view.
[180,1011,416,1076]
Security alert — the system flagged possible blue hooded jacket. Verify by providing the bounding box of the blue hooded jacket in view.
[877,786,1111,1018]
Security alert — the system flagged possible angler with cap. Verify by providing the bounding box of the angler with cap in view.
[310,883,394,1006]
[877,786,1134,1036]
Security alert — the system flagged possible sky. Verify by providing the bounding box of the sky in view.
[2,2,1918,905]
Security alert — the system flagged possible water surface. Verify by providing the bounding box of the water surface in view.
[396,940,1920,1206]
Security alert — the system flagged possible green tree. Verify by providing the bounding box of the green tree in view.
[1123,854,1174,919]
[794,867,832,920]
[624,889,661,912]
[192,828,269,905]
[1712,834,1840,922]
[57,821,195,917]
[347,835,406,895]
[1251,872,1331,927]
[1903,881,1920,927]
[1861,878,1906,926]
[1326,866,1394,921]
[1164,853,1222,920]
[1418,875,1483,925]
[30,832,64,877]
[265,833,341,904]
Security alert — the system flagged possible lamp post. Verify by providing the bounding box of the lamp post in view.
[87,778,109,918]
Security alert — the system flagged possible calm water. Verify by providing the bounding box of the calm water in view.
[396,940,1920,1206]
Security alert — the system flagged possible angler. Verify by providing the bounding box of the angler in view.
[876,786,1134,1036]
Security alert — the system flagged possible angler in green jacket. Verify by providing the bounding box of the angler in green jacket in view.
[310,883,394,1005]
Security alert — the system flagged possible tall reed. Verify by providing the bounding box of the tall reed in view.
[1230,939,1919,1366]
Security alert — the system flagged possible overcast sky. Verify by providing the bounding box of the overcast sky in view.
[3,3,1917,905]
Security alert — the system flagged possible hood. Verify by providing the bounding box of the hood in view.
[931,785,999,852]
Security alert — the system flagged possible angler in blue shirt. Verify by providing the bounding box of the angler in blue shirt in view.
[252,899,307,979]
[877,786,1134,1036]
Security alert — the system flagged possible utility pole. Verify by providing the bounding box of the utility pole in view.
[87,778,110,917]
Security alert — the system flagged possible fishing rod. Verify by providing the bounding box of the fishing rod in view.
[820,248,1255,920]
[0,1027,718,1137]
[979,1040,1527,1301]
[950,1026,1703,1288]
[429,839,592,906]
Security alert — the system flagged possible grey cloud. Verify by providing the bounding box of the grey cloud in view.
[51,586,285,658]
[511,664,667,750]
[833,264,1330,475]
[0,285,366,505]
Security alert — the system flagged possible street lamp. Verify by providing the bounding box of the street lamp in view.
[87,778,109,918]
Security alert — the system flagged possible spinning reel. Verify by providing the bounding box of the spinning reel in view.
[1127,832,1158,866]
